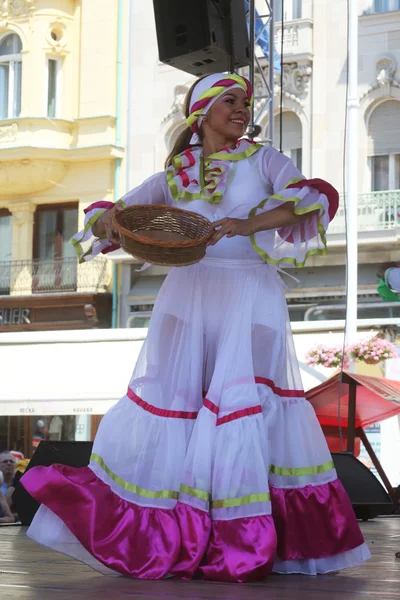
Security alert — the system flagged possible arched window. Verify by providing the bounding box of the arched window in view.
[0,34,22,119]
[368,100,400,191]
[274,111,303,172]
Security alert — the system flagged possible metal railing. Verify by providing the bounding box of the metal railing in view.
[328,189,400,235]
[0,257,109,296]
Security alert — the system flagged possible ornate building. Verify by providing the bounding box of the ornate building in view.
[0,0,127,331]
[114,0,400,332]
[0,0,128,454]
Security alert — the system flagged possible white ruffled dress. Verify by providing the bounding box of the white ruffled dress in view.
[22,141,370,582]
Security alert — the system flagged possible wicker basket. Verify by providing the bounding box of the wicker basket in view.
[112,204,213,266]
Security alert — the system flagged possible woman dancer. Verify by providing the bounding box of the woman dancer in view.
[22,73,370,582]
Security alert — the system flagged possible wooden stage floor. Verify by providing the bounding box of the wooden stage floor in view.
[0,518,399,600]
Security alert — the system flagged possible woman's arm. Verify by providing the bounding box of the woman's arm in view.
[209,204,319,245]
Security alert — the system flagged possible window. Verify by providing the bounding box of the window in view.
[371,0,400,13]
[371,154,400,191]
[274,112,303,172]
[0,209,12,294]
[127,304,154,328]
[33,204,78,292]
[47,58,61,118]
[0,34,22,119]
[275,0,302,21]
[368,100,400,190]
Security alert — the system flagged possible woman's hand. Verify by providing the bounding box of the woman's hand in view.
[208,217,256,246]
[92,204,125,243]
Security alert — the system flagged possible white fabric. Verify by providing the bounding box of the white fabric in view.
[79,146,331,266]
[387,267,400,292]
[273,543,371,575]
[188,73,246,144]
[33,144,368,578]
[28,505,120,577]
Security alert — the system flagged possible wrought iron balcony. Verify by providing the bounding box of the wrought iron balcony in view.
[327,189,400,235]
[0,257,109,296]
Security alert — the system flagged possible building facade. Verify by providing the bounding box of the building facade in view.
[0,0,129,454]
[115,0,400,330]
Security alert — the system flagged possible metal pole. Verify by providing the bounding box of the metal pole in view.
[249,0,255,130]
[345,0,358,346]
[268,0,274,145]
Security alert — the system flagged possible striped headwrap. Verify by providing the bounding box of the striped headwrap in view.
[186,73,253,144]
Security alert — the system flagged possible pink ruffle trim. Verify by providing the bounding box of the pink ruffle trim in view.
[21,465,364,582]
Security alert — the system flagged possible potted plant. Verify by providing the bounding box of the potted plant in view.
[348,336,397,365]
[306,345,346,369]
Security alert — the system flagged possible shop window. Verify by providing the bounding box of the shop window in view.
[0,34,22,119]
[33,204,78,292]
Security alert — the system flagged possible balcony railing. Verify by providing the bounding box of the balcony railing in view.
[328,190,400,235]
[274,19,313,59]
[0,257,109,296]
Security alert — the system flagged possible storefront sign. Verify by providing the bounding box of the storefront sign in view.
[0,308,31,326]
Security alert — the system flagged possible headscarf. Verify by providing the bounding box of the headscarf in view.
[186,73,253,145]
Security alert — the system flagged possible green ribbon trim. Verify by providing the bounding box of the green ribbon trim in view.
[70,199,127,264]
[249,194,328,268]
[269,460,335,477]
[206,143,263,163]
[179,483,210,502]
[212,492,270,509]
[91,454,209,502]
[167,144,262,204]
[70,210,107,264]
[284,177,304,188]
[91,454,179,499]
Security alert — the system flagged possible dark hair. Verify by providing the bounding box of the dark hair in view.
[164,75,208,168]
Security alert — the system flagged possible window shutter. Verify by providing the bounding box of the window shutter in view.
[367,100,400,155]
[274,112,302,150]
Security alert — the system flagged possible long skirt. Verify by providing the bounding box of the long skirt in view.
[22,257,370,582]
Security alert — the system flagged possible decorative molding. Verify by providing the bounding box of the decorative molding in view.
[46,20,68,55]
[8,201,35,228]
[1,0,34,18]
[0,160,68,197]
[161,84,190,126]
[361,56,400,102]
[256,62,312,111]
[376,56,396,86]
[281,62,312,96]
[0,122,18,142]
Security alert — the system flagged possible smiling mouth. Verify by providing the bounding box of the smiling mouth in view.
[230,119,245,125]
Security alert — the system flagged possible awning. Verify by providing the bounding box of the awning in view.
[0,330,146,416]
[306,371,400,429]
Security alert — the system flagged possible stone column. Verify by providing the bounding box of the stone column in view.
[8,202,36,295]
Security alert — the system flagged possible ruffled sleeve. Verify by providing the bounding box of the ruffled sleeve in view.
[249,147,339,268]
[71,172,169,262]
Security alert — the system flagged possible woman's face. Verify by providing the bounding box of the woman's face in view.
[202,88,251,142]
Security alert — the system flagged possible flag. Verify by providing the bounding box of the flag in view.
[244,0,282,73]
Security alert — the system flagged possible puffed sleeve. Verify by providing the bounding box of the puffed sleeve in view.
[71,172,170,262]
[249,147,339,268]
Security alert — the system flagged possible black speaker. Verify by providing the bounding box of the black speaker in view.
[13,441,93,526]
[332,452,393,520]
[153,0,250,76]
